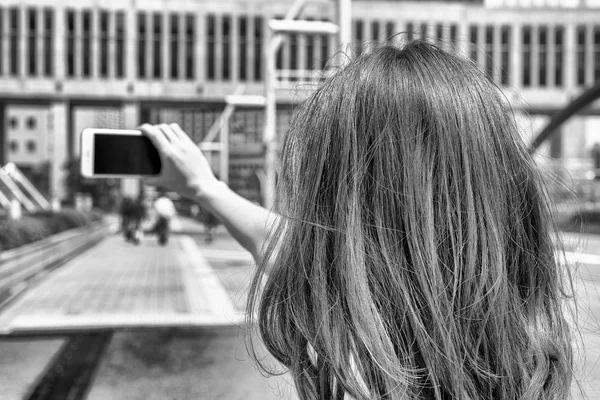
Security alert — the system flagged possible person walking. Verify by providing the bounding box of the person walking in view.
[152,190,176,245]
[140,40,579,400]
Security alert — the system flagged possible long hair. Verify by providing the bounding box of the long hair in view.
[246,41,577,400]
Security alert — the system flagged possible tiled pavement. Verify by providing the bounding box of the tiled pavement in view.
[0,217,252,334]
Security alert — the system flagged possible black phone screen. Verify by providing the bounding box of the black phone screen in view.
[93,134,162,175]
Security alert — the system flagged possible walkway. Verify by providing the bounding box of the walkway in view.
[0,217,253,334]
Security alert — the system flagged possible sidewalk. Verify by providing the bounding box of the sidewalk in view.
[0,217,251,334]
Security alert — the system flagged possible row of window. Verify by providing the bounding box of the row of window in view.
[8,116,37,130]
[1,6,600,89]
[9,139,37,154]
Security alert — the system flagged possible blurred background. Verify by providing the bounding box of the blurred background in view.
[0,0,599,399]
[0,0,599,219]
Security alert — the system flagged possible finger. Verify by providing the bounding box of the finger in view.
[139,123,172,152]
[169,123,196,146]
[157,123,179,144]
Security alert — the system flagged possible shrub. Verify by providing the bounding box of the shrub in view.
[0,209,103,251]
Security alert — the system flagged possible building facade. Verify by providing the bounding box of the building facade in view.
[0,0,599,200]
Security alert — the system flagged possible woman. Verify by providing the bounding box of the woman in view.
[140,41,578,399]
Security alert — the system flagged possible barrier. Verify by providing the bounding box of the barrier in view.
[0,220,111,305]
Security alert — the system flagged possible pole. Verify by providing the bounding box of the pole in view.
[263,39,277,209]
[220,115,229,184]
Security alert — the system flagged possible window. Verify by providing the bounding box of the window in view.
[500,25,510,86]
[485,25,494,80]
[28,8,37,76]
[594,26,600,82]
[254,16,262,81]
[82,10,91,77]
[137,13,146,78]
[9,117,18,129]
[275,16,284,70]
[539,26,548,87]
[116,12,125,78]
[153,13,162,78]
[555,26,564,87]
[436,23,444,47]
[10,7,19,76]
[290,31,298,76]
[43,9,53,76]
[222,15,231,80]
[239,16,247,80]
[9,141,18,153]
[26,117,36,130]
[407,22,414,42]
[386,22,395,44]
[469,25,478,63]
[207,15,215,80]
[170,14,179,79]
[372,21,380,44]
[354,20,363,55]
[450,24,458,52]
[185,14,194,80]
[420,23,428,41]
[523,26,532,87]
[26,140,36,154]
[577,25,586,86]
[100,11,109,77]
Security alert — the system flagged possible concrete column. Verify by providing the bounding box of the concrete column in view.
[36,8,44,77]
[531,25,539,87]
[54,6,65,80]
[49,101,70,201]
[108,11,116,78]
[494,24,501,83]
[511,23,522,89]
[126,7,135,82]
[298,33,306,77]
[458,20,469,59]
[195,11,204,82]
[92,9,99,79]
[565,23,576,91]
[121,102,141,197]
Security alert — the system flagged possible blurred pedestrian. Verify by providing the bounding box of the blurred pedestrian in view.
[203,209,219,244]
[140,40,579,400]
[152,189,176,245]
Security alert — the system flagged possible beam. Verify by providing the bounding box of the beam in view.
[529,81,600,154]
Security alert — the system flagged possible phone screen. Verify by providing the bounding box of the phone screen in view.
[93,134,161,175]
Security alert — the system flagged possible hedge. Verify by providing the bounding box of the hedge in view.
[0,209,103,251]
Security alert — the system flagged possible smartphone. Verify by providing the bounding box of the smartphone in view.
[80,128,162,178]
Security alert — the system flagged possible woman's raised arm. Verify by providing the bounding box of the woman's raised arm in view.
[138,123,278,262]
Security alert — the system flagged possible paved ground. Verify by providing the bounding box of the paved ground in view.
[0,217,598,399]
[0,219,246,333]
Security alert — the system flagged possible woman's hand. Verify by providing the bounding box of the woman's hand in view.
[138,123,222,201]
